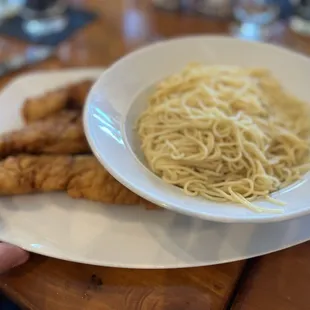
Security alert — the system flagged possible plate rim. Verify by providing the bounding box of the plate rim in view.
[1,227,309,269]
[1,67,310,268]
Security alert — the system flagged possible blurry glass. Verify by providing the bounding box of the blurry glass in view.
[231,0,280,40]
[152,0,232,18]
[191,0,232,18]
[0,0,24,24]
[21,0,68,37]
[151,0,180,10]
[289,0,310,36]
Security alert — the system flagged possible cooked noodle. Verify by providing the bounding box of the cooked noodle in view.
[137,63,310,212]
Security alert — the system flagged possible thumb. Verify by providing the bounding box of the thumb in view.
[0,243,29,274]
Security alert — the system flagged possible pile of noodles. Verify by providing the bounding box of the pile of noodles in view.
[137,64,310,212]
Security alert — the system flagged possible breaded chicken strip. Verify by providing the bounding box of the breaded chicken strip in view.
[67,156,154,206]
[22,88,69,123]
[0,155,157,209]
[0,155,73,194]
[67,80,93,109]
[22,80,94,123]
[0,111,90,157]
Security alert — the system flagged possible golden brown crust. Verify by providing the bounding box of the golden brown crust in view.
[66,156,147,205]
[0,111,90,157]
[67,80,94,109]
[0,155,158,209]
[4,79,156,209]
[22,80,94,123]
[0,155,74,194]
[23,88,69,123]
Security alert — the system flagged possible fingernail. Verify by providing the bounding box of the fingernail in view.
[0,243,29,273]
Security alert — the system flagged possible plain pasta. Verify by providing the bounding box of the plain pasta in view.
[137,63,310,212]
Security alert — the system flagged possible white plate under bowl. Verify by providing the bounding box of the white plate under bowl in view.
[1,68,310,269]
[84,36,310,223]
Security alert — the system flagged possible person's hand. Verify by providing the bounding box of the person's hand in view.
[0,243,29,273]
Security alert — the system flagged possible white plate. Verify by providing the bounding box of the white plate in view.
[84,36,310,223]
[1,68,310,269]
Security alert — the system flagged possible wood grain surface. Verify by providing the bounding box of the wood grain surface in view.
[232,243,310,310]
[0,0,310,310]
[0,256,244,310]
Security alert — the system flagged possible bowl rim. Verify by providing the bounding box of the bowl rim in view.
[84,35,310,223]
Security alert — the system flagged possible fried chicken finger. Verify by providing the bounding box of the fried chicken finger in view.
[22,80,94,123]
[0,111,90,157]
[67,80,94,109]
[0,155,158,209]
[22,88,69,123]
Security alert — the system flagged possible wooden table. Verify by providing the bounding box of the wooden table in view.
[1,1,310,309]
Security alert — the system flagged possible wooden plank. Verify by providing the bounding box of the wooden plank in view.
[0,255,245,310]
[231,242,310,310]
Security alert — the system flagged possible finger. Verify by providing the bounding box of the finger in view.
[0,243,29,274]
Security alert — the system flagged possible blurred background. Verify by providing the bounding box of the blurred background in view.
[0,0,308,40]
[0,0,309,78]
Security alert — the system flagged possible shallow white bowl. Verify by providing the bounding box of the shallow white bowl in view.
[84,36,310,223]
